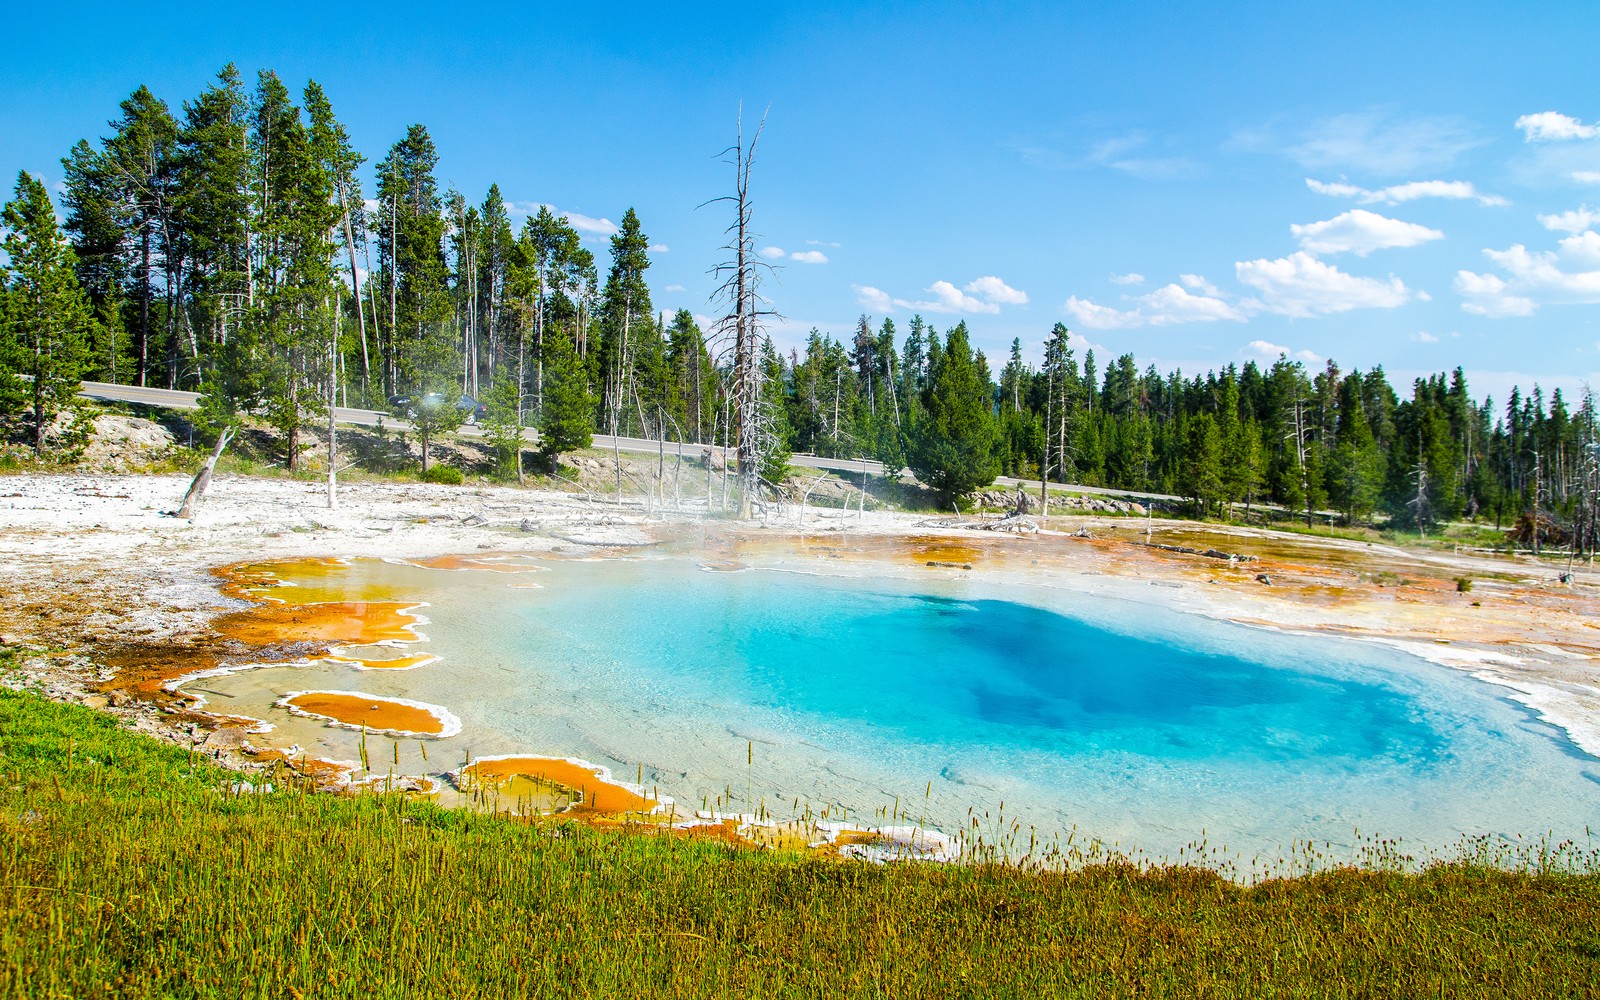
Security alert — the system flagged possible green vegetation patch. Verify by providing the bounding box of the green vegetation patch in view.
[3,688,1599,997]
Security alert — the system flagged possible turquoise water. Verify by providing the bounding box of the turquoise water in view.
[206,555,1600,863]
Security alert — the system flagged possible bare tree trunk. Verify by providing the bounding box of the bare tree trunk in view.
[328,303,339,511]
[711,111,768,519]
[338,183,371,397]
[177,427,234,519]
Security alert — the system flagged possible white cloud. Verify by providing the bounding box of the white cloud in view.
[1063,296,1145,330]
[859,275,1028,315]
[909,280,999,314]
[1465,242,1600,312]
[1576,171,1600,184]
[806,240,842,248]
[1306,177,1507,206]
[853,285,893,313]
[1455,270,1537,317]
[1289,111,1484,175]
[564,211,618,236]
[1295,349,1322,363]
[1179,273,1223,296]
[1559,231,1600,265]
[964,275,1028,305]
[1247,340,1289,358]
[1291,209,1444,256]
[1109,272,1144,285]
[1515,112,1600,142]
[1235,251,1411,317]
[664,283,687,293]
[1411,331,1440,343]
[649,243,669,253]
[1538,206,1600,233]
[757,246,827,264]
[1062,283,1242,329]
[1142,283,1244,323]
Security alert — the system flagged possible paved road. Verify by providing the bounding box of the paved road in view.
[78,380,1178,504]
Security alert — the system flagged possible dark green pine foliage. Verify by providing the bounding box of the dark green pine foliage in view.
[249,72,337,471]
[1,172,93,455]
[909,322,1000,506]
[1327,372,1384,524]
[595,208,654,435]
[104,86,179,388]
[1180,411,1224,517]
[177,65,251,376]
[481,367,525,481]
[664,309,717,443]
[757,335,793,484]
[59,140,131,382]
[304,79,370,400]
[538,326,594,470]
[377,124,454,398]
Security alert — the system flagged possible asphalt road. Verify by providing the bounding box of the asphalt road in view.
[78,380,1180,504]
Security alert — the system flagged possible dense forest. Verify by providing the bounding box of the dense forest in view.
[2,66,1597,552]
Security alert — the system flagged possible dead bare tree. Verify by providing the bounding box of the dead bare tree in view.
[176,425,235,519]
[706,107,779,519]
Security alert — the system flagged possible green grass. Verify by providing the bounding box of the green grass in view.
[4,687,1599,997]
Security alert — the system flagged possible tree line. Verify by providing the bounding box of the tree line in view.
[1,65,1596,551]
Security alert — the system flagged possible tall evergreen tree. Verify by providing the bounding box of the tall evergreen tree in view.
[538,325,594,470]
[376,124,452,397]
[909,322,1000,505]
[2,173,93,455]
[596,208,654,435]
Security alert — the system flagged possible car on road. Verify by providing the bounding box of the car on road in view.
[387,392,489,425]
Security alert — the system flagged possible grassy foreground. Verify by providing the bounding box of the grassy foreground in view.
[3,689,1599,998]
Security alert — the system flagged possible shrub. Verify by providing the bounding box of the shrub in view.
[420,464,464,485]
[1456,576,1474,593]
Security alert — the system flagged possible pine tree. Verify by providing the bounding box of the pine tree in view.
[1179,412,1224,517]
[303,80,369,401]
[103,86,179,387]
[177,65,251,374]
[481,368,525,481]
[376,124,453,397]
[909,322,1000,506]
[596,208,654,435]
[1328,373,1383,524]
[538,326,594,470]
[2,172,93,455]
[249,73,337,471]
[60,139,131,382]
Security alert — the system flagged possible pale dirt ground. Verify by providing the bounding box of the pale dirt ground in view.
[2,464,1598,776]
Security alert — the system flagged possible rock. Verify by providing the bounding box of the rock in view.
[1256,573,1273,586]
[80,694,109,709]
[203,727,248,750]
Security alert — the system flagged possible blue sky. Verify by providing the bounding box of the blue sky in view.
[4,1,1598,405]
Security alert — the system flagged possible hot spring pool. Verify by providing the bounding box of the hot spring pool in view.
[196,553,1600,864]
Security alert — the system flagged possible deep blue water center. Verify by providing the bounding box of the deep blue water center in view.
[510,564,1448,770]
[419,557,1598,859]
